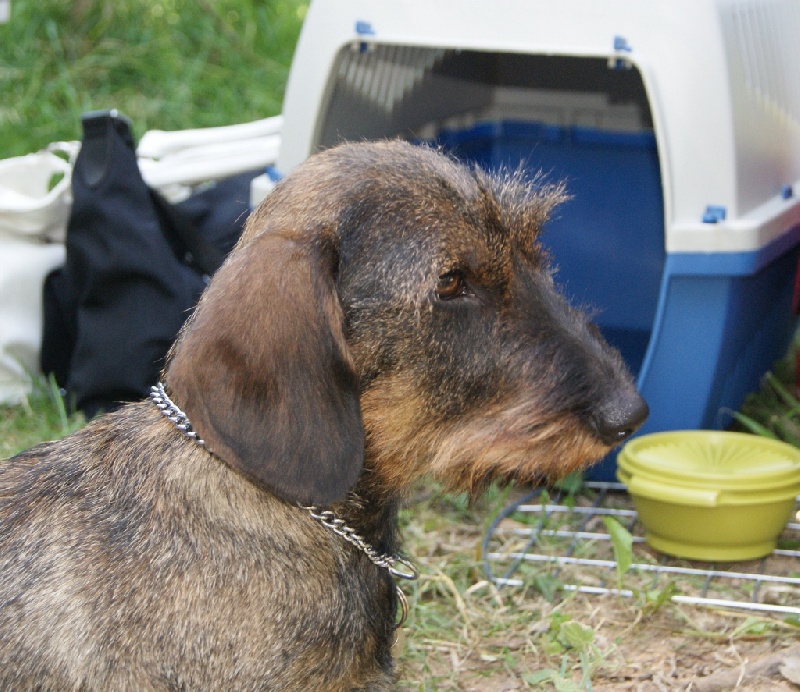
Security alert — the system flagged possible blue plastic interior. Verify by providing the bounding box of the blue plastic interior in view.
[435,121,665,376]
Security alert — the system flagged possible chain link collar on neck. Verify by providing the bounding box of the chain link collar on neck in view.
[150,382,417,625]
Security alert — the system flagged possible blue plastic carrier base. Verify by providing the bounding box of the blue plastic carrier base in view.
[435,121,800,481]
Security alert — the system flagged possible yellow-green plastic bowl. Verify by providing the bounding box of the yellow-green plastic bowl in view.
[617,430,800,561]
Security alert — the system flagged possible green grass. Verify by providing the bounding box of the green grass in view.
[0,375,84,458]
[0,0,307,156]
[733,349,800,446]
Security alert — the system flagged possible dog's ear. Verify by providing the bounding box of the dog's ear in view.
[164,229,363,507]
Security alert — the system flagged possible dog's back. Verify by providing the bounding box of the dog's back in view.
[0,404,395,689]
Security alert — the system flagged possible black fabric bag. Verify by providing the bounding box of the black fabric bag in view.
[41,110,254,417]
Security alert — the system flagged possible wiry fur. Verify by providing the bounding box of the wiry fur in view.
[0,140,646,689]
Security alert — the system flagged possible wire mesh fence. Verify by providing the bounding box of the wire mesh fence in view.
[482,482,800,616]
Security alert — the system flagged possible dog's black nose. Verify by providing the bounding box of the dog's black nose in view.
[592,391,649,446]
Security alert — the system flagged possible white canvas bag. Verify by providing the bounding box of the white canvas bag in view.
[0,146,75,403]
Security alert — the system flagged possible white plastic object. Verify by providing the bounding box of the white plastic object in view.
[278,0,800,255]
[277,1,800,480]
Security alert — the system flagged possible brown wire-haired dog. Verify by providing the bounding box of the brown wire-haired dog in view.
[0,141,647,689]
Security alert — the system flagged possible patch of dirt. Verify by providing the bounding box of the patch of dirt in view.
[399,592,800,689]
[582,600,799,691]
[396,490,800,689]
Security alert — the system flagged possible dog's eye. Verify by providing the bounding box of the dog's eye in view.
[436,271,468,300]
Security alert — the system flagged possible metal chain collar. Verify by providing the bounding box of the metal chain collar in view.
[151,382,204,445]
[301,506,418,581]
[150,383,418,626]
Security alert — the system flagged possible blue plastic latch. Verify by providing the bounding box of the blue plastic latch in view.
[355,20,375,36]
[782,184,794,200]
[702,205,727,223]
[611,36,633,69]
[265,165,283,183]
[613,35,632,52]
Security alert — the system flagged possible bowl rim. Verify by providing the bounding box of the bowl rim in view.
[618,430,800,492]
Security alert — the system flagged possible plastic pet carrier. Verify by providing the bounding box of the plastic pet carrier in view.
[277,0,800,479]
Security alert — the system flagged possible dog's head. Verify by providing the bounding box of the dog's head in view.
[165,141,647,506]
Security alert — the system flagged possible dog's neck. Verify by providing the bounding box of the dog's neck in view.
[331,479,402,562]
[150,382,416,586]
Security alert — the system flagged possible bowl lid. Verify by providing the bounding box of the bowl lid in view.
[618,430,800,491]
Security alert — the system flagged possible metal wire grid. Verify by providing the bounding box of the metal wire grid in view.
[481,482,800,616]
[336,44,448,114]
